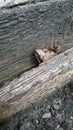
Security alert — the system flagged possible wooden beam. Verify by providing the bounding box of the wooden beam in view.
[0,47,73,121]
[0,0,73,81]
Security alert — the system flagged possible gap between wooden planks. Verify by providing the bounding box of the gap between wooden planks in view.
[0,47,73,122]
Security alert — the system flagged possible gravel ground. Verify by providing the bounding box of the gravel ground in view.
[0,82,73,130]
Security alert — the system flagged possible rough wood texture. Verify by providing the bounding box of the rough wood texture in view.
[0,47,73,121]
[0,0,48,8]
[0,0,73,80]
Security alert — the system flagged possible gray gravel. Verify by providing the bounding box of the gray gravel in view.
[42,112,51,119]
[0,82,73,130]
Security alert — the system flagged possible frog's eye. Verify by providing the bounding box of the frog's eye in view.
[43,49,48,53]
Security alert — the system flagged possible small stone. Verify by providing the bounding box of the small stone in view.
[71,93,73,96]
[20,125,24,130]
[26,122,30,127]
[58,100,62,106]
[56,113,65,123]
[46,105,51,109]
[42,112,51,119]
[50,107,55,116]
[58,127,64,130]
[54,104,60,110]
[67,120,72,129]
[56,125,60,128]
[70,116,73,120]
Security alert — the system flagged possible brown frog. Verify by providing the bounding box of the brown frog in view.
[34,46,61,63]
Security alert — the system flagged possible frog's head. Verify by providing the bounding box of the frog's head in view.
[34,48,56,63]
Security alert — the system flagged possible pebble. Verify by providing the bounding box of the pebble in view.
[70,116,73,120]
[56,124,60,128]
[56,113,65,123]
[58,127,64,130]
[20,125,24,130]
[54,104,60,110]
[67,120,72,129]
[58,100,62,106]
[42,112,51,119]
[26,122,30,128]
[46,105,51,109]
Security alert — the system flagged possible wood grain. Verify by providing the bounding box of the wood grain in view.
[0,47,73,121]
[0,0,73,80]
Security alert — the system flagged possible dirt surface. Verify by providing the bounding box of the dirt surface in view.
[0,82,73,130]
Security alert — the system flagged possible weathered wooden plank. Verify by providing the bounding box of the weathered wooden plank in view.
[0,0,73,81]
[0,0,32,8]
[0,47,73,121]
[0,0,49,8]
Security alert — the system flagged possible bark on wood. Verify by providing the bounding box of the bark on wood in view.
[0,47,73,121]
[0,0,73,80]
